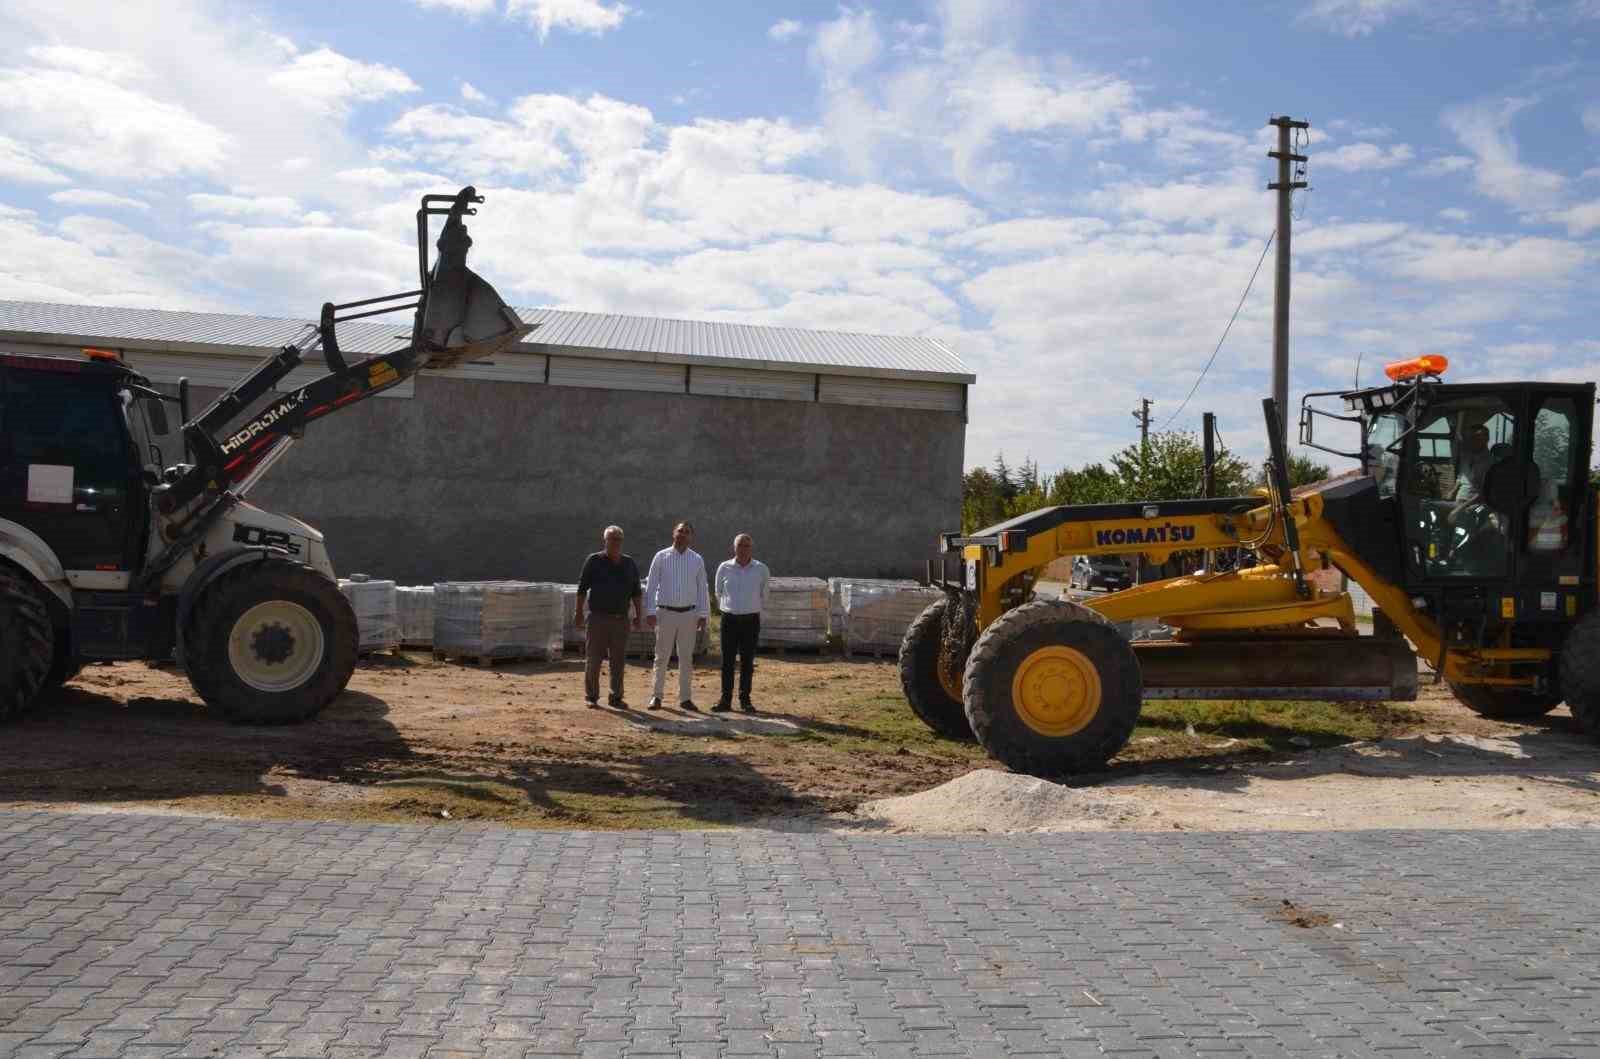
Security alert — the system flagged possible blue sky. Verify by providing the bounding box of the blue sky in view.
[1,0,1597,474]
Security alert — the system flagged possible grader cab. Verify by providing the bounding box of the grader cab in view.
[901,357,1599,776]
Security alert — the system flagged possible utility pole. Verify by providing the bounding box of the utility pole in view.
[1132,398,1152,452]
[1202,412,1216,573]
[1267,115,1309,448]
[1132,397,1153,584]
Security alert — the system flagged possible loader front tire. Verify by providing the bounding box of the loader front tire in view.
[1559,610,1600,739]
[899,597,975,742]
[0,568,53,721]
[1447,682,1560,721]
[187,560,357,725]
[963,599,1141,777]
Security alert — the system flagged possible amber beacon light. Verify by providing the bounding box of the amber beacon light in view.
[1384,354,1449,381]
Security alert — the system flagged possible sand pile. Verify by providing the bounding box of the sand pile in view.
[855,768,1138,833]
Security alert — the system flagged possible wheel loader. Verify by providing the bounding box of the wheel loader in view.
[0,187,531,724]
[901,359,1599,776]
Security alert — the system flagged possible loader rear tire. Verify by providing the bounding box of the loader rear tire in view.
[1447,682,1560,721]
[1559,611,1600,739]
[899,597,975,742]
[0,568,54,721]
[186,560,357,725]
[963,599,1141,777]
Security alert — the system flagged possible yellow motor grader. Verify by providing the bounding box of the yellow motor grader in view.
[901,359,1598,775]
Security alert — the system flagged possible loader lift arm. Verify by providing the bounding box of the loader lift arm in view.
[137,187,531,590]
[154,186,531,518]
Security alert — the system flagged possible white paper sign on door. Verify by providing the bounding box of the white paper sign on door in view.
[26,464,74,505]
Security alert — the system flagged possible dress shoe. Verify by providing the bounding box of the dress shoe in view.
[584,698,600,709]
[712,699,733,713]
[609,696,628,710]
[739,699,757,713]
[647,696,664,711]
[681,700,700,712]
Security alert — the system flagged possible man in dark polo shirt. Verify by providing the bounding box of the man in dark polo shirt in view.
[575,524,643,709]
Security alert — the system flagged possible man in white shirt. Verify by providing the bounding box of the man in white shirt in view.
[714,533,770,713]
[644,521,710,711]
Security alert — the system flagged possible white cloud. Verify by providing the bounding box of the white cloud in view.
[1300,0,1421,36]
[505,0,631,39]
[1317,141,1415,172]
[809,6,1135,193]
[266,48,418,117]
[1442,97,1567,211]
[0,134,66,184]
[0,51,232,179]
[413,0,498,14]
[948,217,1112,256]
[769,18,804,41]
[1297,221,1408,254]
[1387,234,1589,284]
[1422,155,1474,176]
[49,189,150,212]
[1547,200,1600,235]
[1438,207,1471,222]
[460,81,490,105]
[1584,102,1600,134]
[189,193,303,220]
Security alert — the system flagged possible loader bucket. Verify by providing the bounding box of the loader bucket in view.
[416,193,533,370]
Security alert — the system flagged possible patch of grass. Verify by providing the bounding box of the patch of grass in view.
[363,777,730,830]
[1117,697,1425,765]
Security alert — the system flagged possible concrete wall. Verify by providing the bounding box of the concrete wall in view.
[207,375,963,586]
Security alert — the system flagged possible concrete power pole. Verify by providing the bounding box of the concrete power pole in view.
[1267,115,1309,447]
[1132,398,1153,583]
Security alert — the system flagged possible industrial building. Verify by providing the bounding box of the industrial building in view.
[0,300,971,584]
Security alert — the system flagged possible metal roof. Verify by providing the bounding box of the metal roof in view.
[0,300,974,384]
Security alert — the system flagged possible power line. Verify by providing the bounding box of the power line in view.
[1159,228,1276,432]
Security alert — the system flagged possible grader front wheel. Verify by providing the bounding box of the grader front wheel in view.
[963,599,1142,777]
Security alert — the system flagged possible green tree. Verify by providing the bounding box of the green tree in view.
[1262,453,1332,489]
[1109,430,1252,501]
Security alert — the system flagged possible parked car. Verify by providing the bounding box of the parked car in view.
[1069,554,1133,592]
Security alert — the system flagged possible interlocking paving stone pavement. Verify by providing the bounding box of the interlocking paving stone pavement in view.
[1,813,1598,1058]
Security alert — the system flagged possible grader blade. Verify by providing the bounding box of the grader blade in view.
[1134,636,1419,702]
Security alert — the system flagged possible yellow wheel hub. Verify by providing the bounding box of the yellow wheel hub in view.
[1011,645,1102,737]
[937,656,964,702]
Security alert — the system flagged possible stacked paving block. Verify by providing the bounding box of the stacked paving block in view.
[432,581,564,662]
[838,579,943,657]
[395,586,435,647]
[337,575,399,654]
[758,576,829,650]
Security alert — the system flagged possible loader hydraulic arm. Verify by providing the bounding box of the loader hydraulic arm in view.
[155,186,531,517]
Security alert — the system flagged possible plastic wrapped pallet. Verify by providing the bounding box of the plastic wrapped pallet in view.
[337,576,399,653]
[432,581,563,661]
[840,580,943,655]
[395,586,434,646]
[828,577,921,639]
[558,585,584,650]
[759,576,829,649]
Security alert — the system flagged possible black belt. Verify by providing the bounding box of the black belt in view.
[660,604,694,612]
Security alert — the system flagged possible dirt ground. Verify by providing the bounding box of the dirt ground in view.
[2,650,1597,832]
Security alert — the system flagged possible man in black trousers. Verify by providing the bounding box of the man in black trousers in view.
[575,524,643,709]
[713,533,769,713]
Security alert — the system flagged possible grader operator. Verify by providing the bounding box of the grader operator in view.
[900,357,1598,776]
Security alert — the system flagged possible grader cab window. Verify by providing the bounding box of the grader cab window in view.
[1398,397,1517,579]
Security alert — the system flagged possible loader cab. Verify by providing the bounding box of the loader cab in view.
[1358,378,1594,642]
[0,351,167,578]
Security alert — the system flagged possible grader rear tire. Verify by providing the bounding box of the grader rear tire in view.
[0,568,53,721]
[1559,610,1600,739]
[1447,682,1560,721]
[187,560,357,725]
[898,597,975,742]
[963,599,1142,777]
